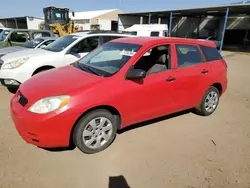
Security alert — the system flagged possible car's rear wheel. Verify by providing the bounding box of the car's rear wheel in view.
[195,86,220,116]
[72,109,118,154]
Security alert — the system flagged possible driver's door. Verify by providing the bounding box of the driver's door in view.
[64,36,100,65]
[121,44,178,125]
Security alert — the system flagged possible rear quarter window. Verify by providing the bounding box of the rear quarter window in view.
[150,31,159,36]
[200,45,222,62]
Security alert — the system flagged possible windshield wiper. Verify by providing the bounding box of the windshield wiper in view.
[78,63,101,76]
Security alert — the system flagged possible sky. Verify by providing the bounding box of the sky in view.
[0,0,242,18]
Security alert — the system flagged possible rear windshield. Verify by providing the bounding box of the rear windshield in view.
[200,45,222,62]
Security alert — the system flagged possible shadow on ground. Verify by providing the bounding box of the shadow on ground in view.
[118,109,192,134]
[109,175,131,188]
[43,109,193,152]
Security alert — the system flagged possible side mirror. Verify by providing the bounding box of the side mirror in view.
[126,68,146,80]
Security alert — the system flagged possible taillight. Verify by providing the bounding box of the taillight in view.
[221,59,227,69]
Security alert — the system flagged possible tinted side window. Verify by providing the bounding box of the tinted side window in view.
[150,31,159,36]
[200,45,222,62]
[102,36,122,44]
[32,32,52,38]
[75,36,100,53]
[176,44,203,68]
[43,40,55,46]
[10,32,29,43]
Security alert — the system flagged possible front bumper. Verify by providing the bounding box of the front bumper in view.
[10,92,79,148]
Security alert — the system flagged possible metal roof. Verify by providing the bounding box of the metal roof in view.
[70,9,121,20]
[119,3,250,17]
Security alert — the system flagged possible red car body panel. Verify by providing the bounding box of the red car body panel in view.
[10,37,227,148]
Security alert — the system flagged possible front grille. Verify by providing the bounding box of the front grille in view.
[17,91,28,107]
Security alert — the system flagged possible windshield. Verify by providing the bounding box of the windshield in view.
[23,38,45,48]
[44,35,79,52]
[77,42,142,77]
[0,30,10,41]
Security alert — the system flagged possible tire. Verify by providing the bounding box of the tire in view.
[72,109,118,154]
[7,87,18,94]
[195,86,220,116]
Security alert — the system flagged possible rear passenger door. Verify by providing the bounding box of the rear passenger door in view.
[173,44,212,110]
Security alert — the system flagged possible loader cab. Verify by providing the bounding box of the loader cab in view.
[43,6,70,26]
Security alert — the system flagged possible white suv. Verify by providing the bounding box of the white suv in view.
[0,31,135,93]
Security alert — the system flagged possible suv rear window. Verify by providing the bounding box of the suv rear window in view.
[150,31,159,36]
[200,45,222,62]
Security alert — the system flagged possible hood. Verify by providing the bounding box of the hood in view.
[19,65,104,104]
[0,46,26,56]
[1,48,56,62]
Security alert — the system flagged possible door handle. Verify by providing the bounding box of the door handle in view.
[201,69,209,74]
[166,76,176,82]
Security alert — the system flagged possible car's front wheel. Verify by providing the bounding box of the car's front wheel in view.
[195,86,220,116]
[72,109,118,154]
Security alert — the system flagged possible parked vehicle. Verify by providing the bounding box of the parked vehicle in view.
[10,37,228,154]
[0,37,56,57]
[0,28,55,49]
[198,36,220,49]
[0,31,135,93]
[124,24,168,37]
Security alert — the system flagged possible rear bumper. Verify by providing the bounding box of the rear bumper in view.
[10,93,79,148]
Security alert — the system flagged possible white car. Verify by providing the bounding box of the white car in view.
[0,31,135,93]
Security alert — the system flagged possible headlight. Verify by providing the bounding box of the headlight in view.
[28,96,70,114]
[2,57,29,69]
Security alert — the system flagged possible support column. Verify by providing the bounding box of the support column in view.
[148,13,151,24]
[219,8,229,52]
[169,12,173,37]
[197,16,201,38]
[140,16,143,24]
[158,17,161,24]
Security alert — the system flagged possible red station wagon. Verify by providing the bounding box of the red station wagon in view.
[10,37,228,154]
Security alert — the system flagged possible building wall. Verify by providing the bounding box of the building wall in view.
[26,17,44,29]
[118,14,168,30]
[0,19,27,28]
[98,20,112,30]
[91,9,123,25]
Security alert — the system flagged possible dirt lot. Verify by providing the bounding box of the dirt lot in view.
[0,51,250,188]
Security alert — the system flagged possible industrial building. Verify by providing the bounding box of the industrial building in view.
[70,9,123,31]
[0,16,44,30]
[118,1,250,51]
[0,9,122,31]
